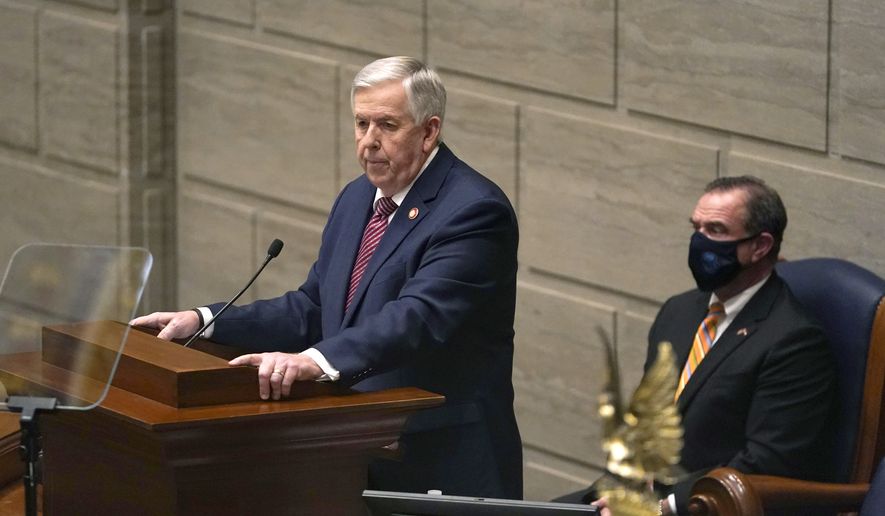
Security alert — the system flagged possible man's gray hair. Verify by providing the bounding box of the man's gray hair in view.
[351,56,446,126]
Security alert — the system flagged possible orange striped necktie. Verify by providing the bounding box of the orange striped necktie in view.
[675,302,725,401]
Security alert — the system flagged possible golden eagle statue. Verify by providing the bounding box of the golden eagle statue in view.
[594,328,684,516]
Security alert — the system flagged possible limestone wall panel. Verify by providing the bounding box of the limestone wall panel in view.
[444,88,518,206]
[0,158,118,269]
[521,108,717,301]
[255,213,323,301]
[838,0,885,165]
[41,11,119,173]
[259,0,422,56]
[178,193,255,309]
[68,0,119,11]
[624,0,828,150]
[429,0,616,103]
[523,448,597,503]
[730,155,885,277]
[181,0,254,25]
[178,32,338,212]
[0,3,37,150]
[514,282,614,466]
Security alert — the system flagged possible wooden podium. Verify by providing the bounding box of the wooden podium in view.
[0,321,444,515]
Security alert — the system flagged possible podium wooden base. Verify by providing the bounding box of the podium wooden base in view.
[0,482,30,516]
[0,413,22,491]
[0,322,444,515]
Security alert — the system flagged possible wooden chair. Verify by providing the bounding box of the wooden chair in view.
[688,258,885,515]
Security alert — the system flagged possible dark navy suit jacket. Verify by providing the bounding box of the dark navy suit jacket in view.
[207,144,523,499]
[646,274,835,513]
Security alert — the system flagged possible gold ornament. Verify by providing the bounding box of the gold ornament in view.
[595,328,684,515]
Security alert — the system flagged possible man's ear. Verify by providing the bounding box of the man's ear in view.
[422,116,441,152]
[751,232,775,263]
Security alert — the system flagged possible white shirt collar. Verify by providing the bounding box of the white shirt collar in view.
[709,273,771,343]
[373,145,439,211]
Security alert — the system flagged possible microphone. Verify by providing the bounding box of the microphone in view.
[183,238,284,348]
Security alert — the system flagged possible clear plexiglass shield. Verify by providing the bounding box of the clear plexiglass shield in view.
[0,243,152,410]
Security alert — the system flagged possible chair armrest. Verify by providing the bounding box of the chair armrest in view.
[688,467,870,516]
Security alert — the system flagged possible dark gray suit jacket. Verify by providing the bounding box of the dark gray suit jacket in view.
[646,274,836,513]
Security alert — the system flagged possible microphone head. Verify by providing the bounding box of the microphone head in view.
[267,239,284,258]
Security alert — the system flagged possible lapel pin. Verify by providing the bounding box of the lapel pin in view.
[408,207,419,220]
[736,328,748,336]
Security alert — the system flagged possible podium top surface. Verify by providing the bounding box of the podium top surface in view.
[0,320,444,430]
[51,319,233,371]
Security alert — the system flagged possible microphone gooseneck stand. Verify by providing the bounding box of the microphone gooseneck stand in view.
[182,238,284,348]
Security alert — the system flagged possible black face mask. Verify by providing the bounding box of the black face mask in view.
[688,231,757,292]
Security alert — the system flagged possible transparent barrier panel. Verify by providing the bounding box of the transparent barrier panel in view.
[0,243,152,410]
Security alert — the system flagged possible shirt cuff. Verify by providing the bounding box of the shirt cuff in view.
[301,348,341,382]
[195,306,215,338]
[667,494,678,515]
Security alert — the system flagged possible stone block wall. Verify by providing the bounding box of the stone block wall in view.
[2,0,884,501]
[0,0,175,312]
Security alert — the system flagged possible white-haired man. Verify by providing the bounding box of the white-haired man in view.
[132,56,523,499]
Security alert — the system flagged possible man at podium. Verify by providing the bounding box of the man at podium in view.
[131,56,523,500]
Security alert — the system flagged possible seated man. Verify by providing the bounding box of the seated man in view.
[567,175,836,515]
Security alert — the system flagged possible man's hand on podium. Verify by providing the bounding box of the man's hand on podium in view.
[229,352,323,400]
[129,310,200,341]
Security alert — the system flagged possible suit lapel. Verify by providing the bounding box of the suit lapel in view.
[328,183,376,327]
[340,144,453,328]
[671,294,710,364]
[677,275,782,410]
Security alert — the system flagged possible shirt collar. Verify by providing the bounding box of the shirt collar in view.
[373,145,439,209]
[711,272,771,321]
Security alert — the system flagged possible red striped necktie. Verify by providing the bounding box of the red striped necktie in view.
[345,196,398,311]
[675,302,725,400]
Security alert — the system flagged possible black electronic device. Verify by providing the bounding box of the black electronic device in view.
[363,490,599,516]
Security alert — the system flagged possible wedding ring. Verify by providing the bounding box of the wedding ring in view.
[272,369,283,376]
